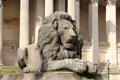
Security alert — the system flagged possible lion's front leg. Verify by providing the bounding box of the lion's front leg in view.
[46,59,87,73]
[46,59,97,75]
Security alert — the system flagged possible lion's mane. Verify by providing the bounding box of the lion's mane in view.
[37,12,83,62]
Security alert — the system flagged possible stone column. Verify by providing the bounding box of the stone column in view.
[106,0,118,67]
[20,0,29,48]
[35,16,42,43]
[68,0,80,32]
[0,4,3,65]
[75,0,80,32]
[45,0,53,17]
[68,0,75,20]
[58,0,66,11]
[88,0,99,65]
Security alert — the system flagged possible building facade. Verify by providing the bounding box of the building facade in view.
[1,0,120,71]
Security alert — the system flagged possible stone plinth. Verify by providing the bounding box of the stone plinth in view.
[3,71,120,80]
[1,72,100,80]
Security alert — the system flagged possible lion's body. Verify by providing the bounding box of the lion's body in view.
[17,44,42,72]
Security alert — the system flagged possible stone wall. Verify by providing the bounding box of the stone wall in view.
[3,0,20,65]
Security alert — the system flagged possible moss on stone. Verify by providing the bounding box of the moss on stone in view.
[0,66,22,75]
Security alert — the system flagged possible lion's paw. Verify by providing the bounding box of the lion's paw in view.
[23,67,41,73]
[86,61,98,74]
[23,67,30,73]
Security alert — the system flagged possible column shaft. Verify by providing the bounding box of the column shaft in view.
[0,6,3,65]
[75,0,80,32]
[20,0,29,48]
[106,3,117,66]
[45,0,53,17]
[68,0,80,32]
[88,1,99,65]
[68,0,75,20]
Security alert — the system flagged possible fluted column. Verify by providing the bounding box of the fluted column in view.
[106,0,118,67]
[88,0,99,65]
[45,0,53,17]
[20,0,29,48]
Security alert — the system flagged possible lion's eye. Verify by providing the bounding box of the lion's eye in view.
[64,27,68,29]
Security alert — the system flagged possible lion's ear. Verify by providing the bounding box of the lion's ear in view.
[52,19,58,30]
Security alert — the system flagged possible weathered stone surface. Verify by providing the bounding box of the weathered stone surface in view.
[2,74,23,80]
[40,72,95,80]
[46,59,97,75]
[2,71,120,80]
[1,72,99,80]
[17,43,42,73]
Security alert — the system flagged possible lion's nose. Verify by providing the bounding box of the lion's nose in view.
[71,35,76,39]
[69,30,76,38]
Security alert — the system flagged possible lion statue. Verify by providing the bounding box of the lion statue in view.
[17,12,97,74]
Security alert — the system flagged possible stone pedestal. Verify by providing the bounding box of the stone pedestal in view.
[1,71,120,80]
[1,72,101,80]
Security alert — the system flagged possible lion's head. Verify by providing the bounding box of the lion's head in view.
[37,12,83,60]
[57,19,78,49]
